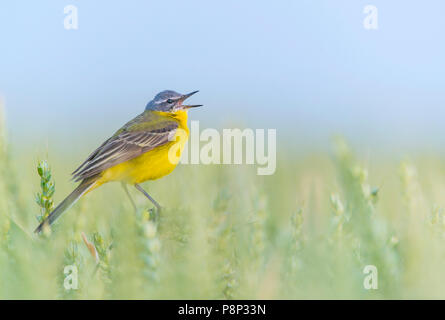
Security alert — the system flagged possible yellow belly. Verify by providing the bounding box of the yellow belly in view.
[94,111,189,187]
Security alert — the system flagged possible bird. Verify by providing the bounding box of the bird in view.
[34,90,202,233]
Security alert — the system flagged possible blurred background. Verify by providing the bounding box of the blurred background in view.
[1,0,445,300]
[1,0,444,154]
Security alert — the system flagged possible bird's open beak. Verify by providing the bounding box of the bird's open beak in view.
[181,90,203,109]
[183,104,203,109]
[183,90,199,99]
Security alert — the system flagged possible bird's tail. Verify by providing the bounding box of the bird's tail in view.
[34,178,98,234]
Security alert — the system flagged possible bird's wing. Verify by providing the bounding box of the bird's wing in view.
[72,112,179,182]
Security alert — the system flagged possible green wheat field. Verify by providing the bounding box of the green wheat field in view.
[2,104,445,300]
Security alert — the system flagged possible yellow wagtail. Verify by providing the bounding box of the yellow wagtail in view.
[35,90,202,233]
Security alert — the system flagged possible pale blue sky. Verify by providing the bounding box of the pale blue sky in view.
[1,1,444,152]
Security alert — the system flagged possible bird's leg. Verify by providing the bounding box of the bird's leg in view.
[134,184,162,219]
[121,182,137,211]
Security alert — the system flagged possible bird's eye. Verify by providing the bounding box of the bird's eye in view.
[167,99,174,104]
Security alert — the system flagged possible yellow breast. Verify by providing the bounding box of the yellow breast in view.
[97,110,189,186]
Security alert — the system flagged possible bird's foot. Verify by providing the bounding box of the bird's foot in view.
[148,206,162,223]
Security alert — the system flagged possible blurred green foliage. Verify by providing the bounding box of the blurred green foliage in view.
[1,108,445,298]
[36,160,55,224]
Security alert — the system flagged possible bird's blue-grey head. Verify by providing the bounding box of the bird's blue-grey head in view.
[145,90,202,112]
